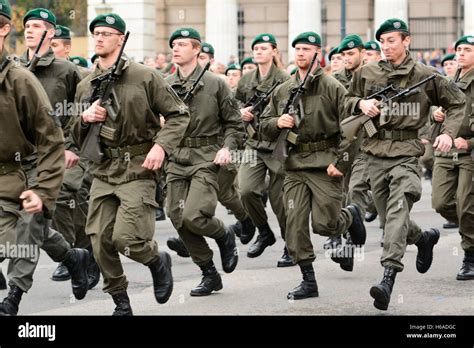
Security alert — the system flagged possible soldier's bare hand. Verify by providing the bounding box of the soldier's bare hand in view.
[160,115,166,128]
[420,138,430,145]
[214,147,232,167]
[82,100,107,123]
[359,99,380,117]
[433,134,453,153]
[327,164,343,177]
[454,137,468,150]
[20,190,43,214]
[65,150,79,169]
[277,114,295,129]
[433,107,445,123]
[241,107,255,122]
[142,144,165,170]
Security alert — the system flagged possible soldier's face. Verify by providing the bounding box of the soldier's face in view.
[443,60,458,77]
[198,52,213,68]
[24,20,54,50]
[92,26,124,58]
[363,50,381,64]
[172,39,200,65]
[294,44,318,70]
[341,48,364,71]
[253,43,275,65]
[51,39,71,59]
[456,44,474,70]
[330,53,344,72]
[379,32,410,63]
[242,64,257,74]
[226,69,242,88]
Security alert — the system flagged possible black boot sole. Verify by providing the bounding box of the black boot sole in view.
[287,291,319,300]
[370,286,389,311]
[277,261,296,268]
[247,237,276,258]
[456,274,474,280]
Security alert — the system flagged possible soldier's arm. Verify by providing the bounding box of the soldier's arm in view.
[259,87,283,141]
[20,73,65,212]
[344,68,366,116]
[69,81,89,149]
[428,74,466,140]
[218,80,245,150]
[150,72,190,155]
[63,65,83,155]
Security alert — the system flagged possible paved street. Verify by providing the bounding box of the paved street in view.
[2,177,472,316]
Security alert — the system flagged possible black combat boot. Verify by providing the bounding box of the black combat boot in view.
[63,248,89,300]
[238,217,256,245]
[148,251,173,304]
[190,261,223,296]
[0,269,6,290]
[370,267,397,311]
[442,220,458,229]
[167,236,190,258]
[0,284,24,316]
[227,220,242,238]
[323,235,342,251]
[365,212,378,223]
[331,234,354,272]
[287,264,319,300]
[51,262,71,281]
[86,247,101,290]
[415,228,440,273]
[111,292,133,316]
[456,250,474,280]
[346,204,367,246]
[216,227,238,273]
[155,207,166,221]
[277,246,295,267]
[247,223,276,258]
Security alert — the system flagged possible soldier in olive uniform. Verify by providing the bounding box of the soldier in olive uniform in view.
[325,35,377,271]
[328,46,343,73]
[260,31,366,299]
[71,14,189,315]
[164,28,242,296]
[346,19,466,310]
[241,57,257,75]
[0,1,89,315]
[431,35,474,280]
[363,41,382,65]
[236,33,294,266]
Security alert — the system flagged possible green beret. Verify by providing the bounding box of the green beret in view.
[328,46,340,61]
[54,25,71,40]
[240,57,256,68]
[89,13,126,34]
[290,67,298,75]
[292,31,322,47]
[70,56,88,68]
[0,0,12,19]
[364,40,381,52]
[225,64,241,75]
[169,27,201,48]
[454,35,474,50]
[251,33,277,49]
[375,18,409,41]
[338,34,364,53]
[201,42,214,56]
[441,53,456,65]
[23,8,56,26]
[91,54,99,64]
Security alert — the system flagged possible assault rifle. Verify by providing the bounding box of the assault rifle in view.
[26,30,47,71]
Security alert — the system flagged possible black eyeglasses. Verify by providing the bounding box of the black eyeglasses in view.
[91,31,122,38]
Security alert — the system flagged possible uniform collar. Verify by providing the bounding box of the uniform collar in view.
[251,63,279,92]
[457,68,474,90]
[293,63,324,86]
[90,54,131,80]
[169,63,205,89]
[21,47,56,68]
[0,50,12,84]
[378,50,416,77]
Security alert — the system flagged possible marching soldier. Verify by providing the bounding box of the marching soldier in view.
[363,41,382,64]
[70,56,91,78]
[165,28,241,296]
[328,46,343,73]
[225,64,242,91]
[260,31,366,299]
[240,56,257,75]
[0,1,89,315]
[71,13,189,315]
[346,18,466,310]
[431,35,474,280]
[236,33,293,266]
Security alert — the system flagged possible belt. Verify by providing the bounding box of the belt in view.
[376,129,418,141]
[179,135,219,148]
[0,161,21,175]
[295,138,339,153]
[103,143,153,159]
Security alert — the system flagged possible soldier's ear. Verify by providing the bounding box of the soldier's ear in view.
[47,27,56,40]
[0,23,11,38]
[402,35,411,49]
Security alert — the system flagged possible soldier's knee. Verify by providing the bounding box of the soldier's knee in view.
[111,234,130,255]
